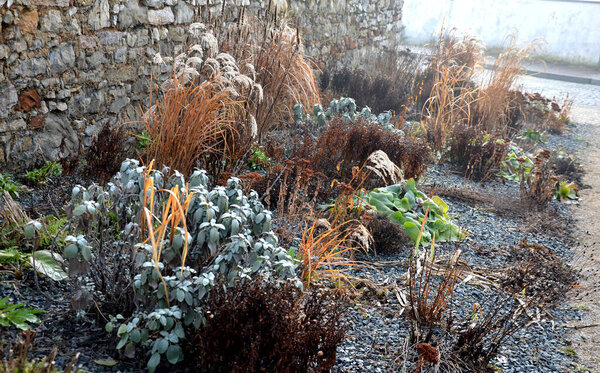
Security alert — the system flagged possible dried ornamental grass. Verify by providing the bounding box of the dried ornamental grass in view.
[141,74,241,176]
[215,11,321,140]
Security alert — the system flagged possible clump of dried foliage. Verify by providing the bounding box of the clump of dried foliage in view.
[515,91,573,134]
[83,123,128,182]
[408,247,462,344]
[549,149,583,185]
[422,31,541,181]
[190,277,346,372]
[449,295,529,372]
[365,213,411,255]
[448,128,511,181]
[295,116,432,182]
[323,49,422,114]
[500,240,576,304]
[520,150,558,208]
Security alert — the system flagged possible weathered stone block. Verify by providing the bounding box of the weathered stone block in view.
[19,9,39,36]
[80,35,99,49]
[114,46,128,63]
[18,89,42,112]
[143,0,164,8]
[89,0,110,30]
[148,8,174,25]
[175,2,194,24]
[97,30,124,45]
[49,44,76,74]
[109,97,130,113]
[87,51,108,67]
[118,0,148,30]
[0,119,26,133]
[0,82,18,119]
[34,0,70,6]
[11,58,47,78]
[40,9,62,33]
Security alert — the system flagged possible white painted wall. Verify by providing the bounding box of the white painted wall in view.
[402,0,600,64]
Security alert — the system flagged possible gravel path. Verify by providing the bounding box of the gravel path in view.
[517,73,600,372]
[566,105,600,372]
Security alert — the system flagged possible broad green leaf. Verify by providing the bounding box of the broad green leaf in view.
[166,345,183,365]
[30,250,67,281]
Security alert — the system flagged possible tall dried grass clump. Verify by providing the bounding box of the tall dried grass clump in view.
[422,31,483,152]
[476,36,543,135]
[145,23,263,176]
[422,63,480,152]
[215,7,321,140]
[142,75,240,176]
[423,31,541,179]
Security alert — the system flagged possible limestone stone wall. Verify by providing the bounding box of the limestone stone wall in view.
[0,0,403,170]
[289,0,404,71]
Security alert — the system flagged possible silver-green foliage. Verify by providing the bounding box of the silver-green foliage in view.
[66,159,299,372]
[293,96,399,133]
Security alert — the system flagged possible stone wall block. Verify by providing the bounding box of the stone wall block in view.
[89,0,111,30]
[148,8,175,25]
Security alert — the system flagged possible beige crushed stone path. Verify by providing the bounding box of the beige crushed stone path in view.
[568,105,600,372]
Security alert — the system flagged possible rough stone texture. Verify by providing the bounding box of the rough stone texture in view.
[148,8,175,25]
[0,0,403,170]
[288,0,404,70]
[0,82,18,119]
[89,0,110,30]
[19,9,39,35]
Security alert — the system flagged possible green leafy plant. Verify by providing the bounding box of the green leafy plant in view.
[517,129,546,143]
[0,297,43,330]
[360,179,464,245]
[25,161,62,184]
[247,144,270,171]
[554,181,579,201]
[0,173,22,197]
[136,130,152,150]
[66,159,299,372]
[0,247,29,278]
[499,143,533,183]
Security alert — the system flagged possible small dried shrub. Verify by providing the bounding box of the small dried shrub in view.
[448,127,511,181]
[191,277,346,373]
[500,240,576,304]
[249,158,326,243]
[549,149,583,184]
[365,213,411,254]
[518,92,573,134]
[84,123,127,182]
[450,295,528,371]
[520,150,557,208]
[408,249,461,343]
[344,120,432,180]
[306,117,432,181]
[325,49,421,114]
